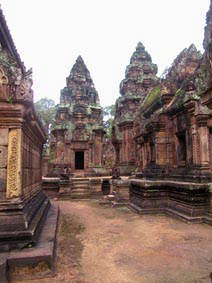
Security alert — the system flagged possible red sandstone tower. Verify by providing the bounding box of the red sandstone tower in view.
[50,56,105,177]
[112,42,158,175]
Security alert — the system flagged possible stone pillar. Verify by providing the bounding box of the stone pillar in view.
[155,132,163,166]
[199,126,210,166]
[197,116,210,167]
[93,130,104,166]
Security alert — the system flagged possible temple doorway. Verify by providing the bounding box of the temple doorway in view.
[75,151,84,170]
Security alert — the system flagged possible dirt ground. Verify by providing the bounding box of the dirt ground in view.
[13,200,212,283]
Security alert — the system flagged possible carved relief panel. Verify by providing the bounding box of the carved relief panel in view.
[6,128,22,198]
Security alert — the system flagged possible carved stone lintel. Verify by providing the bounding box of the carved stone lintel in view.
[6,128,22,198]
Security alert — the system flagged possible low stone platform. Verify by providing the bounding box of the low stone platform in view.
[43,176,112,199]
[129,179,212,224]
[42,177,60,197]
[1,203,59,282]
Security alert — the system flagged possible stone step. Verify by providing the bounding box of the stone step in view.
[4,204,59,282]
[72,186,89,190]
[127,203,144,214]
[71,192,89,196]
[72,189,89,192]
[72,183,89,186]
[128,203,207,223]
[72,178,88,181]
[72,184,89,187]
[165,208,204,223]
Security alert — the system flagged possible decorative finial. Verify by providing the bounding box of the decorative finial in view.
[76,55,84,63]
[136,42,145,50]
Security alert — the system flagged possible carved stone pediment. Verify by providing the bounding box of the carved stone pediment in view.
[15,70,33,103]
[0,59,33,103]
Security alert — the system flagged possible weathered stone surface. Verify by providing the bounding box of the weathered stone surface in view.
[0,254,8,283]
[0,129,8,145]
[0,168,6,186]
[0,203,59,282]
[129,179,210,223]
[0,146,7,168]
[103,139,115,170]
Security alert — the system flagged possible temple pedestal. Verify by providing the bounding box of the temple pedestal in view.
[129,179,211,223]
[0,191,50,251]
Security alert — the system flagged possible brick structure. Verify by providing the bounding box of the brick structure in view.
[130,2,212,223]
[0,7,53,251]
[50,56,105,177]
[112,43,158,175]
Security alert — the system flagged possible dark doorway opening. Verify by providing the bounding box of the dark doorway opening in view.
[75,151,84,169]
[101,180,110,195]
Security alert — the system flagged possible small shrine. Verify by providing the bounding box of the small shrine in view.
[50,56,105,177]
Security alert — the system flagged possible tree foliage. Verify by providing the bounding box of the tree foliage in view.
[103,104,115,138]
[35,98,56,133]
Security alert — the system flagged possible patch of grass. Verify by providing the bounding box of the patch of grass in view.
[59,213,85,267]
[116,206,131,214]
[60,214,85,236]
[89,201,132,219]
[9,261,53,281]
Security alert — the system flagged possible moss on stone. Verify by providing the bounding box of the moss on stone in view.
[143,86,161,107]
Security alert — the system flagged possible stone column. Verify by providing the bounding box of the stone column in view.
[198,126,210,166]
[197,116,210,167]
[191,124,199,165]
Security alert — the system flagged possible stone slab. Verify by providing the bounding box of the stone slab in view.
[0,203,59,282]
[0,146,7,168]
[0,129,8,146]
[0,253,8,283]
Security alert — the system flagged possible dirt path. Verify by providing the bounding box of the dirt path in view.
[14,200,212,283]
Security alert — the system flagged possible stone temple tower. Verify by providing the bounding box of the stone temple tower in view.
[50,56,105,177]
[112,42,158,175]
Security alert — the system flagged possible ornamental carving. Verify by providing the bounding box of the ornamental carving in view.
[6,129,22,198]
[16,68,33,102]
[0,67,8,85]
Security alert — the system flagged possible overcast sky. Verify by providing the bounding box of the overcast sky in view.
[0,0,210,106]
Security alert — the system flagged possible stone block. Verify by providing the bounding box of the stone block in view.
[0,146,7,168]
[0,255,8,283]
[0,168,6,192]
[0,129,8,146]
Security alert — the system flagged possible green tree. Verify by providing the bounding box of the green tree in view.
[35,98,57,154]
[103,104,115,138]
[35,98,56,133]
